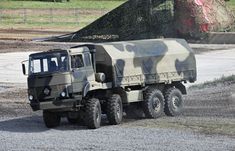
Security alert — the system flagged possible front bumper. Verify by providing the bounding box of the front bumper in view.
[30,96,82,111]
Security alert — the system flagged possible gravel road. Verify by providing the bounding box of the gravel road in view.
[0,115,234,151]
[0,41,235,151]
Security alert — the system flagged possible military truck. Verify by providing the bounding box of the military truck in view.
[22,39,196,129]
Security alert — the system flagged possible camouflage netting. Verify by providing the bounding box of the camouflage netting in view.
[45,0,175,42]
[45,0,235,42]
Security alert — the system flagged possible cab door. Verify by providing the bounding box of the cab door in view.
[84,52,95,82]
[70,54,87,93]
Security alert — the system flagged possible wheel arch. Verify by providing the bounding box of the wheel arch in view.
[82,82,90,97]
[172,82,186,95]
[164,82,186,95]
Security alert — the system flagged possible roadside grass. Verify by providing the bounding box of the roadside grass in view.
[0,0,126,30]
[0,12,102,30]
[123,118,235,137]
[227,0,235,11]
[189,75,235,90]
[187,122,235,137]
[0,0,126,9]
[1,0,232,10]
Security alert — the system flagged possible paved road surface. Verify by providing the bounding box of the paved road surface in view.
[196,48,235,83]
[0,52,32,85]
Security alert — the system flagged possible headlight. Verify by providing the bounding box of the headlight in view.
[29,95,34,101]
[61,92,66,97]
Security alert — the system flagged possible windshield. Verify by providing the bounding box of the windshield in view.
[29,52,68,75]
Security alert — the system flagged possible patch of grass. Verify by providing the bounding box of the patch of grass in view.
[122,118,235,137]
[227,0,235,11]
[189,75,235,90]
[0,0,126,30]
[0,0,126,9]
[0,13,101,28]
[180,121,235,137]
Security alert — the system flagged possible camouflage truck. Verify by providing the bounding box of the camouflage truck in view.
[22,39,196,129]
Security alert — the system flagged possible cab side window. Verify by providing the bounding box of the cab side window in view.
[71,55,84,69]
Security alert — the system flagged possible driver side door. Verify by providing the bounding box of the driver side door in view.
[71,54,87,93]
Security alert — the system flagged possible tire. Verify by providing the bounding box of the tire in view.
[106,94,123,125]
[43,110,61,128]
[164,87,183,116]
[85,98,101,129]
[142,87,165,118]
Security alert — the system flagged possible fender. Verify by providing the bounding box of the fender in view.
[82,82,90,97]
[175,82,187,95]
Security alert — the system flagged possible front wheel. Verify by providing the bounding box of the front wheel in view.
[43,110,61,128]
[85,98,102,129]
[164,87,183,116]
[106,94,123,125]
[142,88,165,118]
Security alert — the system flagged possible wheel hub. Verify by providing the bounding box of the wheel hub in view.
[96,109,100,123]
[172,96,181,109]
[116,102,121,119]
[152,97,161,112]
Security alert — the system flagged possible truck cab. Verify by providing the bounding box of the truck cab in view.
[24,47,96,110]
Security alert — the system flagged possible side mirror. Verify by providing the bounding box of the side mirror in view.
[22,64,26,75]
[21,60,28,75]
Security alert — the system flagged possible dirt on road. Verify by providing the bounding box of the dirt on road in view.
[0,40,77,53]
[0,29,72,41]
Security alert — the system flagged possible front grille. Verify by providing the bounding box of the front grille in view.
[33,85,66,102]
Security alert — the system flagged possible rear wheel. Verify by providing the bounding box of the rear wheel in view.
[142,87,164,118]
[85,98,101,129]
[43,110,61,128]
[164,87,183,116]
[106,94,123,125]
